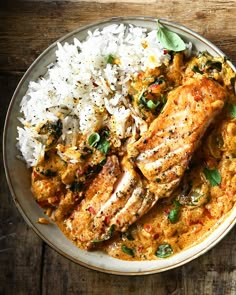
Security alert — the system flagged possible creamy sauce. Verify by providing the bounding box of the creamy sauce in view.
[31,52,236,260]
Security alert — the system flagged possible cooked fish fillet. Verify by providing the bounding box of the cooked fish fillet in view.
[66,77,227,249]
[65,155,121,247]
[130,77,226,194]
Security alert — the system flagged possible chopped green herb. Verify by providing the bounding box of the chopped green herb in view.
[203,168,221,186]
[205,60,222,71]
[88,132,100,147]
[88,131,110,154]
[138,88,160,110]
[121,245,135,257]
[108,224,116,238]
[168,200,181,223]
[97,137,110,154]
[155,243,173,258]
[92,238,105,243]
[85,158,107,177]
[124,231,135,241]
[70,181,84,192]
[106,54,115,64]
[39,119,63,148]
[229,104,236,118]
[147,100,160,109]
[157,20,186,52]
[192,65,203,74]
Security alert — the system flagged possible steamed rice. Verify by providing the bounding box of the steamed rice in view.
[17,23,178,167]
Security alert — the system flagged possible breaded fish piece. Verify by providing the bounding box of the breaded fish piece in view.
[130,77,227,195]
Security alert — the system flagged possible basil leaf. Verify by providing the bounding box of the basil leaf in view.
[97,138,110,154]
[88,132,100,147]
[121,245,135,257]
[168,200,181,223]
[203,168,221,186]
[229,104,236,118]
[157,20,186,52]
[155,243,173,258]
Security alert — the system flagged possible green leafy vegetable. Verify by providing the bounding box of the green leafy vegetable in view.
[88,132,100,147]
[121,245,135,257]
[229,104,236,118]
[155,243,173,258]
[157,20,186,52]
[168,200,181,223]
[203,168,221,186]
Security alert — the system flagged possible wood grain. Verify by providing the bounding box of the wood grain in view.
[0,1,235,294]
[1,0,235,72]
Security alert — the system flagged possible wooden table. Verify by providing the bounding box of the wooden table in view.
[0,1,235,294]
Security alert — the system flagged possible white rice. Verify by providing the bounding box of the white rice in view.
[17,23,183,167]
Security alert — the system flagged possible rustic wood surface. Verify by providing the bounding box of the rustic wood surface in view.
[0,1,235,294]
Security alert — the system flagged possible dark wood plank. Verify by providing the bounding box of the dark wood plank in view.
[0,0,235,72]
[0,73,43,295]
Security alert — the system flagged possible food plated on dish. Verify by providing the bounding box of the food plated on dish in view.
[4,17,236,273]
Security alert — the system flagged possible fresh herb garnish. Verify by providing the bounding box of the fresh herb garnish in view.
[155,243,173,258]
[88,131,110,154]
[229,104,236,118]
[157,20,186,52]
[203,168,221,186]
[192,65,203,74]
[108,224,116,238]
[205,60,222,71]
[168,200,181,223]
[106,54,115,64]
[92,224,116,244]
[147,100,160,109]
[97,137,110,154]
[88,132,100,147]
[121,245,135,257]
[138,88,160,110]
[123,231,135,241]
[70,181,84,192]
[39,119,63,148]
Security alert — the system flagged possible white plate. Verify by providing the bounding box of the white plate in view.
[3,16,236,275]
